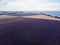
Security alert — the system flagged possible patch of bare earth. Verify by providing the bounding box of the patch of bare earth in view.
[0,15,18,19]
[22,15,60,21]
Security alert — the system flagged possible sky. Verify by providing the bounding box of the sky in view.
[0,0,60,11]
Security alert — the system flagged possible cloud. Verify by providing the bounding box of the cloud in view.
[0,0,60,11]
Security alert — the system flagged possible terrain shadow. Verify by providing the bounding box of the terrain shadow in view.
[0,18,60,45]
